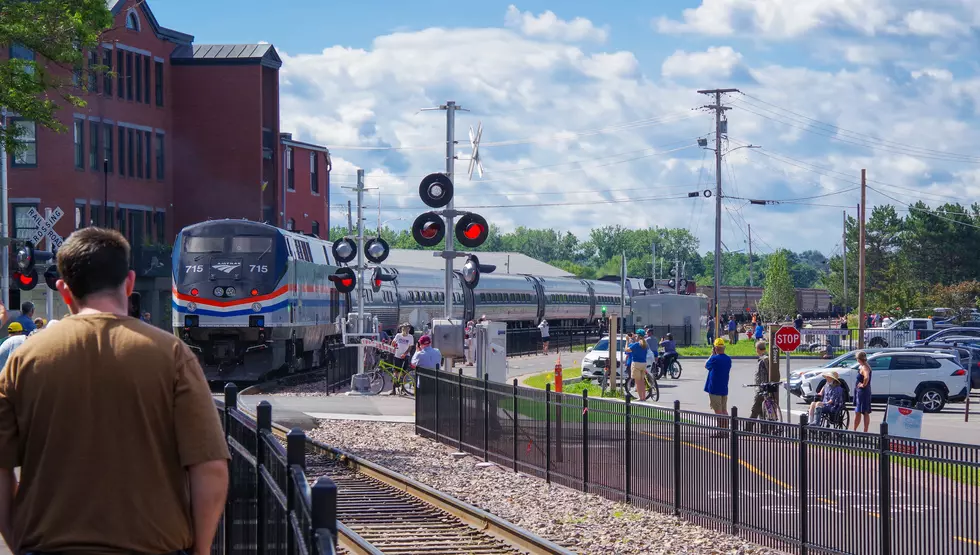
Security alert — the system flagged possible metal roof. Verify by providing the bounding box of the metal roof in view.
[383,249,576,278]
[171,43,282,69]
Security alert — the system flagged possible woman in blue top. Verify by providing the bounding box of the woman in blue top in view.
[754,322,764,340]
[625,330,649,401]
[853,350,873,432]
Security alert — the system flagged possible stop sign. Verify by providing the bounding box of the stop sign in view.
[774,326,802,353]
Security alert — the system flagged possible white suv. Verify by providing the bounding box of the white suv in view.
[581,335,655,380]
[798,351,970,413]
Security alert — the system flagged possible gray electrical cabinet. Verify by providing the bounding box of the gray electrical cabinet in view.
[430,318,465,359]
[475,321,508,383]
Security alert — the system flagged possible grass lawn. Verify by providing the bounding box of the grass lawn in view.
[523,367,582,389]
[678,339,759,357]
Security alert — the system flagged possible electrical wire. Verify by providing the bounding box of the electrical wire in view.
[868,186,980,231]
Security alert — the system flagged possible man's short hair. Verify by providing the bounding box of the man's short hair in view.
[57,227,131,301]
[21,301,34,314]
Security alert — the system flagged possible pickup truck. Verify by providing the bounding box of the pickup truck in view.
[864,318,937,347]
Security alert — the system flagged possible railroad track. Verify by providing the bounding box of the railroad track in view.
[268,424,575,555]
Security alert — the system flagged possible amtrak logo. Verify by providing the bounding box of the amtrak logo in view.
[213,263,241,274]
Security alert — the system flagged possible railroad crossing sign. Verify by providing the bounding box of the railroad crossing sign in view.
[26,207,64,250]
[774,326,802,353]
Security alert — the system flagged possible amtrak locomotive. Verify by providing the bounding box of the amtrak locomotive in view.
[172,219,630,383]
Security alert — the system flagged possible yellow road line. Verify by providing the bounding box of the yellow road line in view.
[956,536,980,546]
[641,431,792,490]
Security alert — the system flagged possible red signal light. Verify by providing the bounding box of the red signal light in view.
[420,223,439,239]
[341,278,353,287]
[251,288,259,296]
[17,273,31,286]
[191,288,199,296]
[374,279,382,288]
[463,222,484,240]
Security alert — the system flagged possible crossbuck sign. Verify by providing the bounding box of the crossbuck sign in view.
[26,207,64,250]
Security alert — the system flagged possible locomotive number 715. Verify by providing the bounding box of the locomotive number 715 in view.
[250,265,268,273]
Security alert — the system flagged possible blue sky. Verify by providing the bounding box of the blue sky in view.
[148,0,980,256]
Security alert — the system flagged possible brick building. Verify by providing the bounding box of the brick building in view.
[1,0,330,325]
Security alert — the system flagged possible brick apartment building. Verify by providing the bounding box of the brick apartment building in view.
[1,0,330,326]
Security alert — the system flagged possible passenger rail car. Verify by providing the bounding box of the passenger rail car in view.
[172,219,631,382]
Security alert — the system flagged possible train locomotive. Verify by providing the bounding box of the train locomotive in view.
[172,219,630,383]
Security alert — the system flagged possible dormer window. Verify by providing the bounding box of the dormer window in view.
[125,10,140,31]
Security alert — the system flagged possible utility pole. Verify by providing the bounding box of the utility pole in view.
[698,88,738,342]
[0,107,9,309]
[651,240,656,285]
[346,200,353,233]
[748,223,754,287]
[436,101,466,318]
[842,210,847,314]
[858,170,867,349]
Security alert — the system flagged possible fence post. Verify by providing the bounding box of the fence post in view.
[545,383,552,484]
[223,382,238,430]
[879,422,892,555]
[798,413,809,555]
[285,428,306,555]
[311,476,339,550]
[483,372,490,462]
[624,396,632,504]
[729,406,739,535]
[256,402,272,555]
[458,369,464,451]
[435,366,441,441]
[673,400,681,516]
[512,378,519,473]
[582,389,589,493]
[222,382,237,555]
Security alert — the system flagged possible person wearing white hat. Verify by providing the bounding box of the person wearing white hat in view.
[808,371,845,426]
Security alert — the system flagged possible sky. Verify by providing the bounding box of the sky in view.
[151,0,980,258]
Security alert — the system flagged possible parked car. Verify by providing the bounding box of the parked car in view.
[904,327,980,347]
[788,348,888,397]
[798,351,970,413]
[581,335,657,380]
[864,318,938,347]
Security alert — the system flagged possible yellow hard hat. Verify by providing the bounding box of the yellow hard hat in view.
[7,322,23,334]
[713,337,726,347]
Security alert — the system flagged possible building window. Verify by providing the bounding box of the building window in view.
[125,52,133,100]
[117,49,124,99]
[127,128,134,177]
[154,61,164,106]
[135,54,142,103]
[13,205,39,240]
[102,48,112,95]
[136,131,143,178]
[145,209,153,238]
[87,49,98,92]
[117,207,126,235]
[155,132,164,179]
[286,149,294,191]
[126,10,140,31]
[311,221,320,237]
[310,152,319,194]
[144,131,151,178]
[73,119,84,169]
[90,205,102,227]
[118,126,126,175]
[103,122,113,173]
[9,119,37,167]
[155,211,165,243]
[75,203,86,230]
[9,44,35,75]
[143,56,150,104]
[89,120,100,171]
[106,206,115,229]
[287,218,295,231]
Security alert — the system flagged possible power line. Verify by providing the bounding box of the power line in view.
[329,192,699,211]
[867,186,980,231]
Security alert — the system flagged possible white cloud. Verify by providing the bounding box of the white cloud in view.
[661,46,745,79]
[899,9,969,36]
[274,4,980,255]
[504,5,608,43]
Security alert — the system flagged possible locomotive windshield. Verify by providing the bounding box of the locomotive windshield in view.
[184,237,225,253]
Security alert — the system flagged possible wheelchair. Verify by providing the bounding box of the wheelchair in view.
[817,405,850,430]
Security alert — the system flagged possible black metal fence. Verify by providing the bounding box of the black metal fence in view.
[214,385,338,555]
[416,368,980,555]
[506,324,694,357]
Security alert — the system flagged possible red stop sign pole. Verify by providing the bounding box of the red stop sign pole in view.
[773,326,801,424]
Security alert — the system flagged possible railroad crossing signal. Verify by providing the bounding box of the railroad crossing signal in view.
[412,212,446,247]
[26,207,64,250]
[371,266,395,293]
[13,269,38,290]
[467,122,484,180]
[332,237,357,264]
[455,213,489,249]
[364,237,390,264]
[329,267,357,294]
[774,326,802,353]
[460,254,495,290]
[418,173,454,208]
[44,266,59,290]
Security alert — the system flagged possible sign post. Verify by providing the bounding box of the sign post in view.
[774,326,802,424]
[27,207,64,321]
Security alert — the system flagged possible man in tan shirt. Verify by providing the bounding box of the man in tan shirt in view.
[0,228,230,555]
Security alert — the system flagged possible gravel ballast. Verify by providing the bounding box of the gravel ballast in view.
[307,420,788,555]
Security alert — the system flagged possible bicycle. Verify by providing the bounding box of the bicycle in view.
[742,381,783,422]
[596,357,660,402]
[655,351,683,380]
[366,358,416,396]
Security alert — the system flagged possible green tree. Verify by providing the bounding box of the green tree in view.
[757,250,796,322]
[1,0,113,153]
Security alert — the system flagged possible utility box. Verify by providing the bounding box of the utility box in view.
[476,321,508,382]
[431,318,465,359]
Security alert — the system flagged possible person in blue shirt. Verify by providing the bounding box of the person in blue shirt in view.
[754,322,764,340]
[704,337,733,437]
[11,302,37,335]
[411,335,442,371]
[726,316,738,344]
[624,330,649,400]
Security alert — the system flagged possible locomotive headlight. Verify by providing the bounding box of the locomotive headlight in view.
[213,286,225,297]
[251,302,262,312]
[224,286,237,297]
